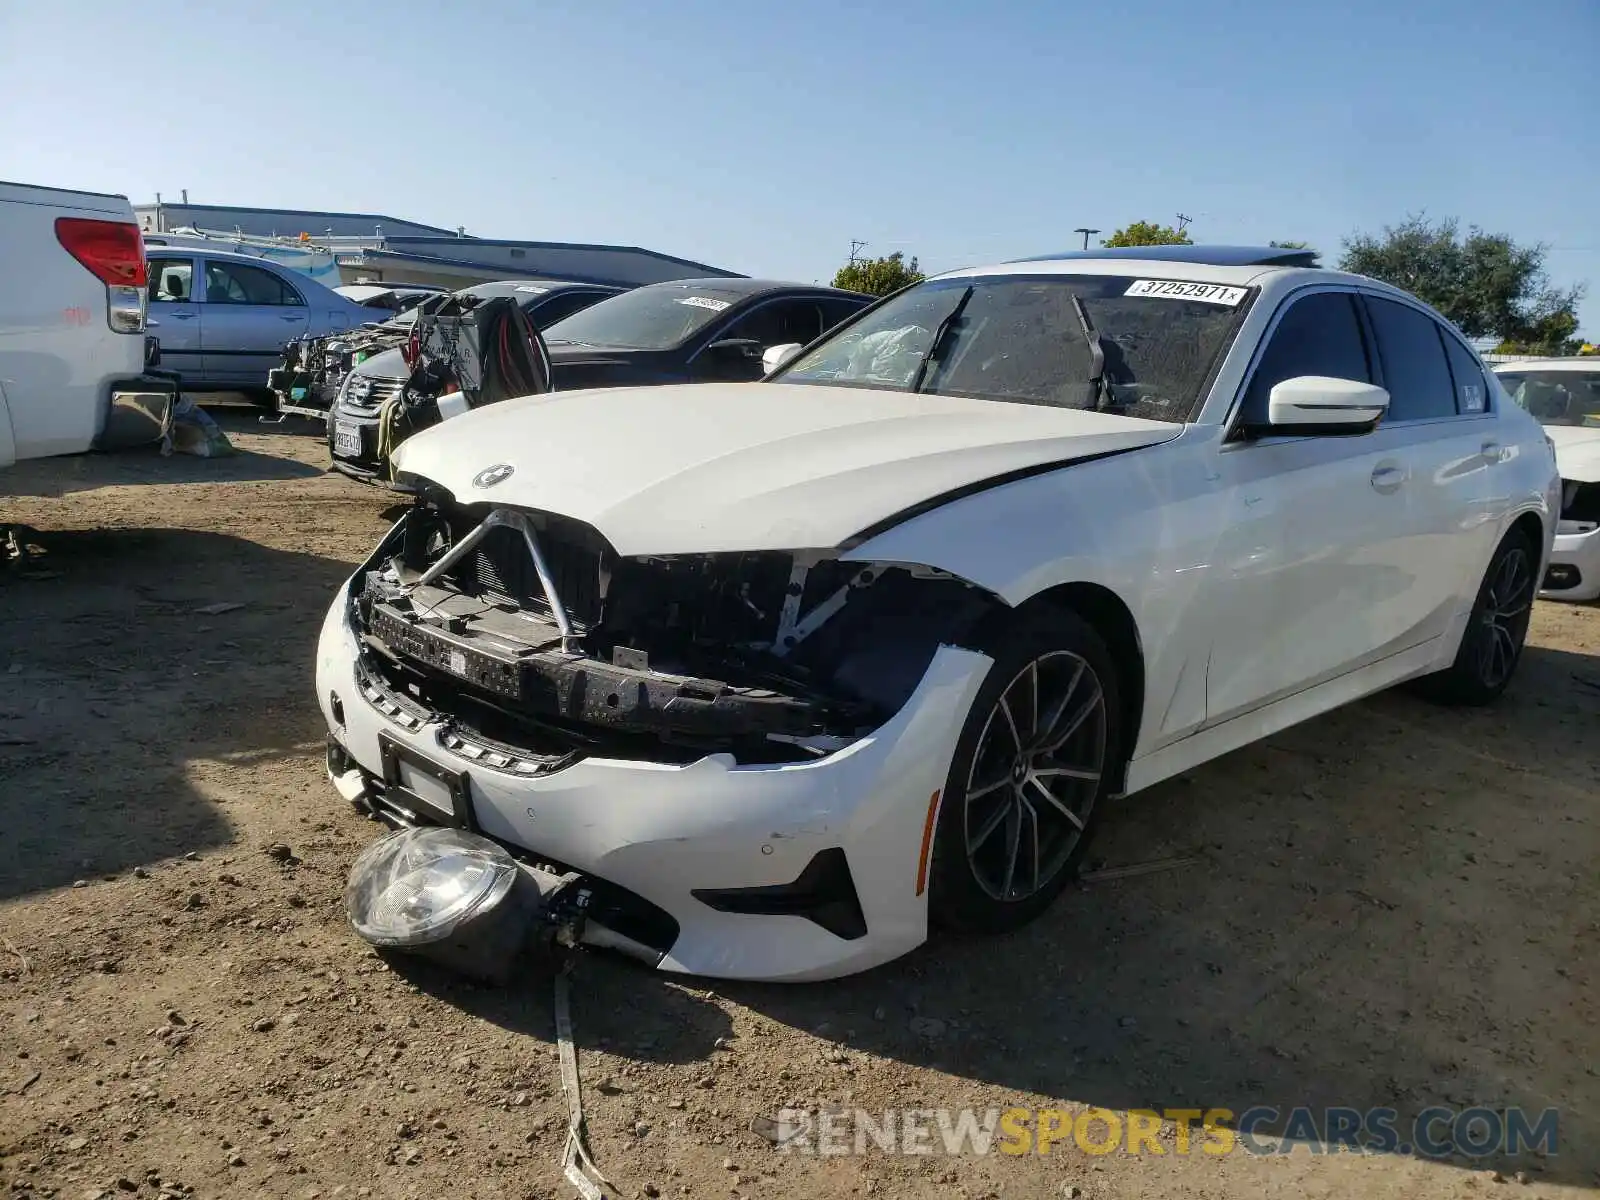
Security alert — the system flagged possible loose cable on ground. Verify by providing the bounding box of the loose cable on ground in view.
[555,961,613,1200]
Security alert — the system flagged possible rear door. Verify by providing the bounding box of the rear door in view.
[197,257,310,385]
[146,256,202,379]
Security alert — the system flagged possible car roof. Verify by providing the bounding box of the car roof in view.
[1011,244,1320,268]
[633,277,872,301]
[146,245,308,268]
[1489,358,1600,373]
[460,279,624,297]
[933,253,1427,304]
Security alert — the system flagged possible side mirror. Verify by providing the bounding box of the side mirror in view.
[705,337,764,362]
[762,343,804,376]
[1267,375,1388,435]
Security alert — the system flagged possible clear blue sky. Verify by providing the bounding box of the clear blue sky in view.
[3,0,1596,335]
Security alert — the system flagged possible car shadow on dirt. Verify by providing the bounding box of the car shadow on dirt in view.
[0,527,351,902]
[2,444,325,502]
[383,953,735,1067]
[663,642,1599,1187]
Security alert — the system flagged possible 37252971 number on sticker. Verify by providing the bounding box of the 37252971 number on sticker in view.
[1124,280,1248,306]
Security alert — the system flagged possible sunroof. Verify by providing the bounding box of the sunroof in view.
[1010,245,1320,268]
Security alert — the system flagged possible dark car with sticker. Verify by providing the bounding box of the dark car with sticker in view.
[326,277,872,483]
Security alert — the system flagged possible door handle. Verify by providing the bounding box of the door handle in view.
[1370,462,1407,493]
[280,314,306,322]
[171,312,196,320]
[1481,441,1502,463]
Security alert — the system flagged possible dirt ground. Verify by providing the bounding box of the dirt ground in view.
[2,410,1597,1200]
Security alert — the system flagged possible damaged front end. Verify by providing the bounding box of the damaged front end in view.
[346,486,1002,770]
[269,323,411,419]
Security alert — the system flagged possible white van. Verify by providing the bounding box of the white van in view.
[0,181,163,471]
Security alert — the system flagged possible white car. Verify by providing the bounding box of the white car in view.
[1490,358,1600,601]
[316,246,1560,982]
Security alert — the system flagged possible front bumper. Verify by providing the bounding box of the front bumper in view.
[1540,521,1600,602]
[326,407,391,485]
[315,580,992,982]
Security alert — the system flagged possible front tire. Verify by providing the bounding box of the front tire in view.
[1416,527,1537,706]
[928,610,1123,935]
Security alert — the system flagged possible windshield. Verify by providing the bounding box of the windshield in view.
[541,285,742,350]
[772,274,1251,423]
[1495,368,1600,428]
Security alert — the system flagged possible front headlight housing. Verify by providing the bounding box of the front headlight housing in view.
[345,826,518,947]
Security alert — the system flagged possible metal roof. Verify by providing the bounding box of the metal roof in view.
[1010,244,1321,268]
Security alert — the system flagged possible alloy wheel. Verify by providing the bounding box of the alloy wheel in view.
[963,650,1107,903]
[1476,545,1533,691]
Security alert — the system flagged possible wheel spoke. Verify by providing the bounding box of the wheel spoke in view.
[1026,659,1041,742]
[1032,658,1085,750]
[1494,624,1518,674]
[967,773,1012,802]
[969,796,1012,851]
[1026,774,1086,830]
[997,695,1024,754]
[1033,765,1101,783]
[1038,683,1103,756]
[998,797,1024,900]
[1018,794,1042,896]
[1498,599,1531,620]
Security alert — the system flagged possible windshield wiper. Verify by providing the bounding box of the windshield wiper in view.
[909,285,974,393]
[1070,294,1112,411]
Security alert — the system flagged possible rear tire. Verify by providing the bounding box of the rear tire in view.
[928,609,1123,935]
[1414,528,1537,706]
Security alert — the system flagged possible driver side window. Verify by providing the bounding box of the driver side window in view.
[1239,291,1372,426]
[719,299,827,349]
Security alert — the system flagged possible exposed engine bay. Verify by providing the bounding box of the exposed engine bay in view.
[269,320,413,419]
[349,492,1000,769]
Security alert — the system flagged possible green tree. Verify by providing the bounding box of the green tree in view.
[1339,215,1584,353]
[1102,221,1193,248]
[832,251,925,297]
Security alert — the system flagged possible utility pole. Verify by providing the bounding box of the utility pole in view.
[1073,227,1100,251]
[848,239,868,266]
[1175,213,1192,236]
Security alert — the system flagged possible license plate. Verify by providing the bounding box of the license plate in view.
[378,733,474,828]
[333,420,362,458]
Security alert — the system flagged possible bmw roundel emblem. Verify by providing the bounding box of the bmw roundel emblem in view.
[473,463,515,489]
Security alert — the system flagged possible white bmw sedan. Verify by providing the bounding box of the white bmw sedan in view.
[316,246,1560,982]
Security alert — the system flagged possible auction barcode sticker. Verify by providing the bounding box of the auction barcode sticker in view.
[1125,279,1248,306]
[676,296,730,311]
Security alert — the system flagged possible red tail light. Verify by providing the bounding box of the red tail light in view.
[54,218,148,288]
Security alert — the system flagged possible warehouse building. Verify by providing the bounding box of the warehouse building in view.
[133,200,742,290]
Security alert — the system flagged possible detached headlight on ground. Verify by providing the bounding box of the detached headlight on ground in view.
[345,827,540,983]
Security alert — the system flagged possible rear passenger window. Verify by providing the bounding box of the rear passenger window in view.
[1365,297,1456,421]
[1439,330,1491,414]
[1240,291,1370,425]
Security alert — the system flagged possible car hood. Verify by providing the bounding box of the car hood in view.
[350,346,408,380]
[1544,423,1600,483]
[390,382,1182,556]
